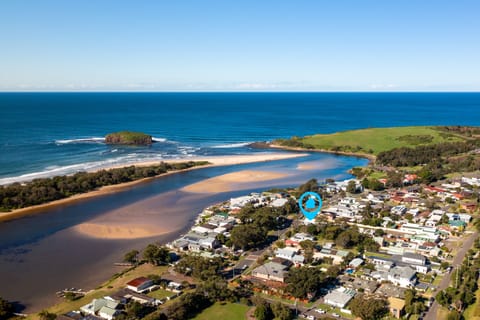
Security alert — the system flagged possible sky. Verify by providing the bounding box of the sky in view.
[0,1,479,91]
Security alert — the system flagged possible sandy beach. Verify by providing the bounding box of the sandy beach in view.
[0,153,307,223]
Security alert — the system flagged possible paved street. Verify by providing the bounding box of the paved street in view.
[424,231,478,320]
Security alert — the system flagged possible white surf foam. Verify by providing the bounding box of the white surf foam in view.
[152,137,167,142]
[55,137,105,144]
[210,142,251,148]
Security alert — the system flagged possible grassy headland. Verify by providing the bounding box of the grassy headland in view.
[274,126,480,184]
[273,126,472,156]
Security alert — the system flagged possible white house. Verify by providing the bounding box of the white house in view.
[126,277,154,293]
[388,266,416,288]
[324,287,356,308]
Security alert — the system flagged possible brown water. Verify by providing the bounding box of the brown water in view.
[0,153,367,312]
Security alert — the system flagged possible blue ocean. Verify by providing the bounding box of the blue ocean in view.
[1,92,480,184]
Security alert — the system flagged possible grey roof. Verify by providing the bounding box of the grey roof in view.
[390,266,416,280]
[324,288,356,307]
[349,258,364,268]
[402,252,426,261]
[252,262,288,277]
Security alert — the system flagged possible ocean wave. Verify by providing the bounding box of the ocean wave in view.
[152,137,167,142]
[210,142,251,148]
[55,137,105,144]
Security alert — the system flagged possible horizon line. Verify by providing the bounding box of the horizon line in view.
[0,90,479,93]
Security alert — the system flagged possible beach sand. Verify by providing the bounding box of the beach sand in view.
[74,223,166,239]
[0,153,307,223]
[182,170,288,193]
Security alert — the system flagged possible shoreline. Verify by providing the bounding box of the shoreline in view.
[267,143,376,163]
[0,153,308,223]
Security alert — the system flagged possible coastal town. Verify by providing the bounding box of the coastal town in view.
[22,170,479,320]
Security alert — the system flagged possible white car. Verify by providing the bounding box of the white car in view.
[331,313,340,318]
[315,309,326,314]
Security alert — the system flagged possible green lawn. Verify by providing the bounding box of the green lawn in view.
[148,288,174,300]
[278,126,464,155]
[192,302,249,320]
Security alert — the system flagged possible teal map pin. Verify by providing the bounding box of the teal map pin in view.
[299,191,322,221]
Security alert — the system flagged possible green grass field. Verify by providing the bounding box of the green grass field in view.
[191,302,249,320]
[279,126,464,155]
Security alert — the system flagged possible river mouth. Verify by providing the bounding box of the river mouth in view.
[0,152,367,313]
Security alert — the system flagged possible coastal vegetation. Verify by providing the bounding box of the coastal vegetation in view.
[273,126,472,155]
[0,297,13,320]
[105,131,153,145]
[0,161,209,212]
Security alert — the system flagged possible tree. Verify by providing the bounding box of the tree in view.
[230,224,267,250]
[253,298,273,320]
[285,267,323,299]
[254,304,272,320]
[349,295,388,320]
[143,244,170,265]
[0,297,13,320]
[124,249,139,264]
[346,180,358,193]
[271,302,293,320]
[38,310,57,320]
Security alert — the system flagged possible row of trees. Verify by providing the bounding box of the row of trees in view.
[304,223,380,252]
[377,141,479,167]
[0,161,208,211]
[253,297,293,320]
[229,199,297,250]
[436,237,480,316]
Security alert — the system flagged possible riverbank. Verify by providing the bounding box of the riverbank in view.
[268,143,376,162]
[0,153,307,223]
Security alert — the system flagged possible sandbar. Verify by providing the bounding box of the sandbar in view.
[0,153,307,223]
[74,223,166,239]
[182,170,288,193]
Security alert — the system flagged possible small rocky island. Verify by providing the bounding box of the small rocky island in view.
[105,131,153,145]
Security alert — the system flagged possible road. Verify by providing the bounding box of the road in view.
[424,231,478,320]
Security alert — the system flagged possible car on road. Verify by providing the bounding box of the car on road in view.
[331,313,340,318]
[315,309,326,314]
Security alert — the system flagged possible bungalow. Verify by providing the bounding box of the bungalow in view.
[349,258,364,269]
[252,262,289,283]
[447,213,472,223]
[324,287,356,308]
[403,174,418,184]
[80,298,120,319]
[391,205,407,215]
[285,233,314,247]
[461,177,480,187]
[275,247,297,260]
[126,277,154,293]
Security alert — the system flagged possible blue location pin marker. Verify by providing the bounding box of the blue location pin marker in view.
[299,191,322,221]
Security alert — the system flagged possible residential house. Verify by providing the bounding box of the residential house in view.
[324,287,356,308]
[80,298,120,320]
[251,262,289,283]
[388,266,416,288]
[126,277,154,293]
